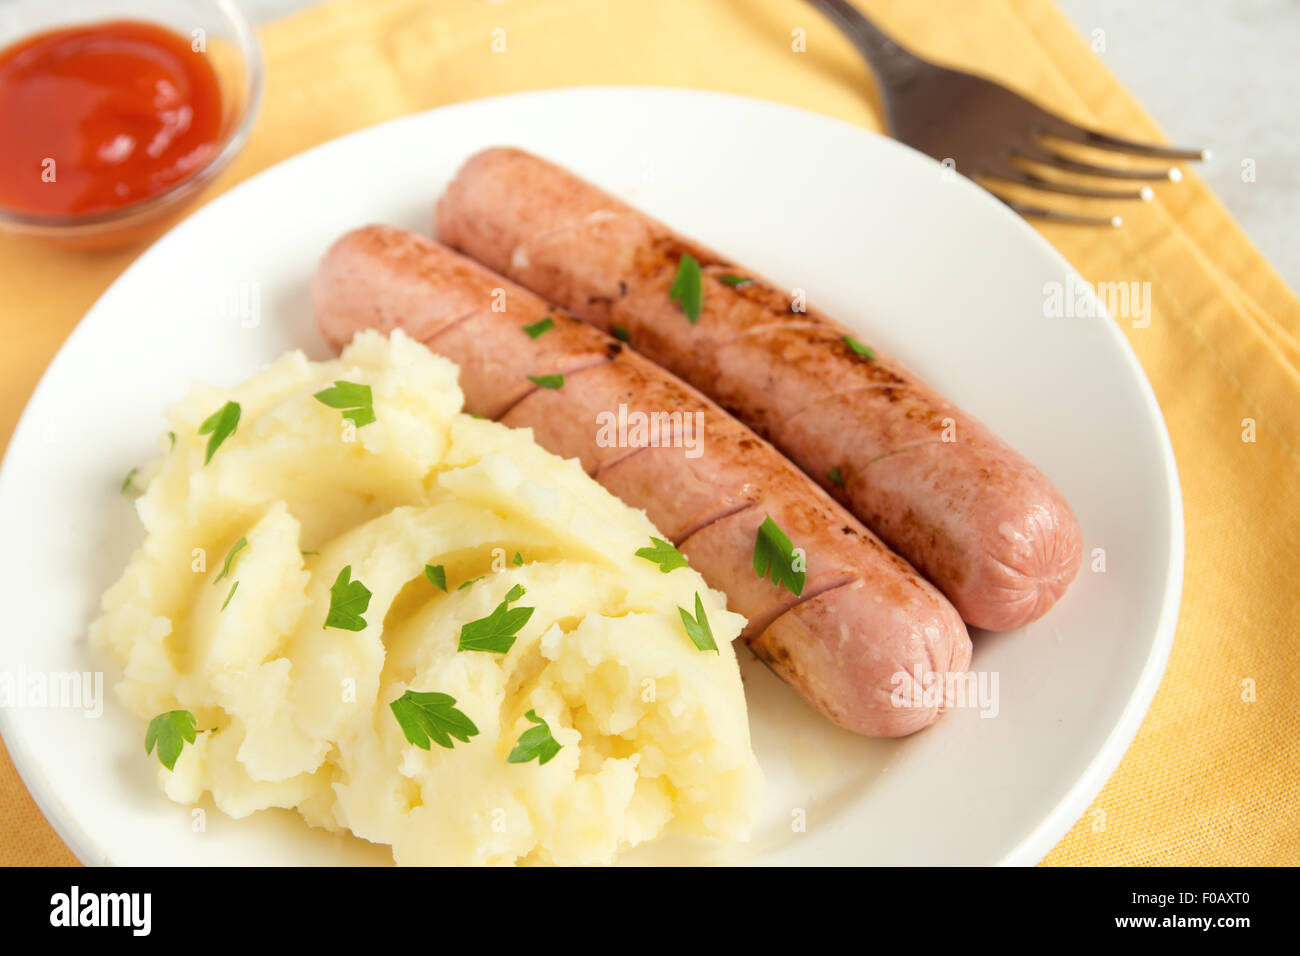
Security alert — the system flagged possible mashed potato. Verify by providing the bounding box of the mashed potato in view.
[91,330,762,865]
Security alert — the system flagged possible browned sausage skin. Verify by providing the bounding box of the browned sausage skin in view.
[313,225,971,737]
[435,148,1083,631]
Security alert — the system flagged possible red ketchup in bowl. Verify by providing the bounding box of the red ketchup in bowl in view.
[0,19,223,217]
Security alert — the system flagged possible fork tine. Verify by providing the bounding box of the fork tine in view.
[985,168,1153,201]
[992,195,1124,227]
[1040,125,1208,161]
[1018,147,1184,183]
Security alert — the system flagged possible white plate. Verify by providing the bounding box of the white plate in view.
[0,88,1183,866]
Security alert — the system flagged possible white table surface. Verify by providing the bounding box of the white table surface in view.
[243,0,1299,291]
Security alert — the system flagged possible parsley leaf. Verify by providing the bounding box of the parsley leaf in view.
[844,336,876,361]
[221,580,238,611]
[458,575,484,591]
[167,430,176,451]
[611,326,631,343]
[145,709,198,771]
[314,380,375,427]
[198,401,240,465]
[828,467,845,487]
[522,317,554,339]
[425,564,447,591]
[507,709,563,765]
[389,691,479,751]
[121,467,138,494]
[213,536,248,585]
[678,593,719,653]
[753,515,806,596]
[459,586,533,653]
[527,374,564,390]
[324,565,372,631]
[718,274,752,288]
[635,536,689,573]
[512,552,523,566]
[670,253,703,322]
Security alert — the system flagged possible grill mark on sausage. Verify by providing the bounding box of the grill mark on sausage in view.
[508,213,620,258]
[674,500,761,548]
[421,307,489,347]
[744,573,859,642]
[759,575,957,708]
[591,441,653,479]
[591,408,703,480]
[511,210,648,282]
[491,354,617,422]
[714,318,829,342]
[857,438,952,471]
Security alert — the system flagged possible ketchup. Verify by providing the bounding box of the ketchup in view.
[0,20,223,217]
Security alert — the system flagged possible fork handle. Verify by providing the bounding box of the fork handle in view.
[803,0,921,84]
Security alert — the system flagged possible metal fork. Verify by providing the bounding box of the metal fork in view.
[804,0,1208,226]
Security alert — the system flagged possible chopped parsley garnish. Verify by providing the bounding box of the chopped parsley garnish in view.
[458,575,484,591]
[522,317,555,339]
[323,565,372,631]
[507,709,562,765]
[167,430,176,451]
[718,275,752,288]
[121,467,138,494]
[611,326,631,343]
[145,709,199,771]
[753,515,806,596]
[527,374,564,390]
[635,536,689,573]
[425,564,447,591]
[213,536,247,585]
[513,552,523,566]
[678,593,718,653]
[314,380,375,427]
[828,467,845,487]
[390,691,479,751]
[458,585,533,653]
[670,253,703,322]
[844,336,876,361]
[198,401,240,464]
[215,537,248,613]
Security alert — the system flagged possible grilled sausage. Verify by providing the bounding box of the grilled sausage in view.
[313,225,971,737]
[435,147,1083,631]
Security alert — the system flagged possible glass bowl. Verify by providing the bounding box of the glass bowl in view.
[0,0,262,246]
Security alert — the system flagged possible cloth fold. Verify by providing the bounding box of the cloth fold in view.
[2,0,1295,866]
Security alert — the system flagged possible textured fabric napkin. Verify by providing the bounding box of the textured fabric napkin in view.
[2,0,1295,866]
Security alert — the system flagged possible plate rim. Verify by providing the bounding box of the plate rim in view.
[0,85,1185,867]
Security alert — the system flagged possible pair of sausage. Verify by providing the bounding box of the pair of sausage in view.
[314,226,970,738]
[434,148,1083,632]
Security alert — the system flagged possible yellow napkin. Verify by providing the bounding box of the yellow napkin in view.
[2,0,1295,866]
